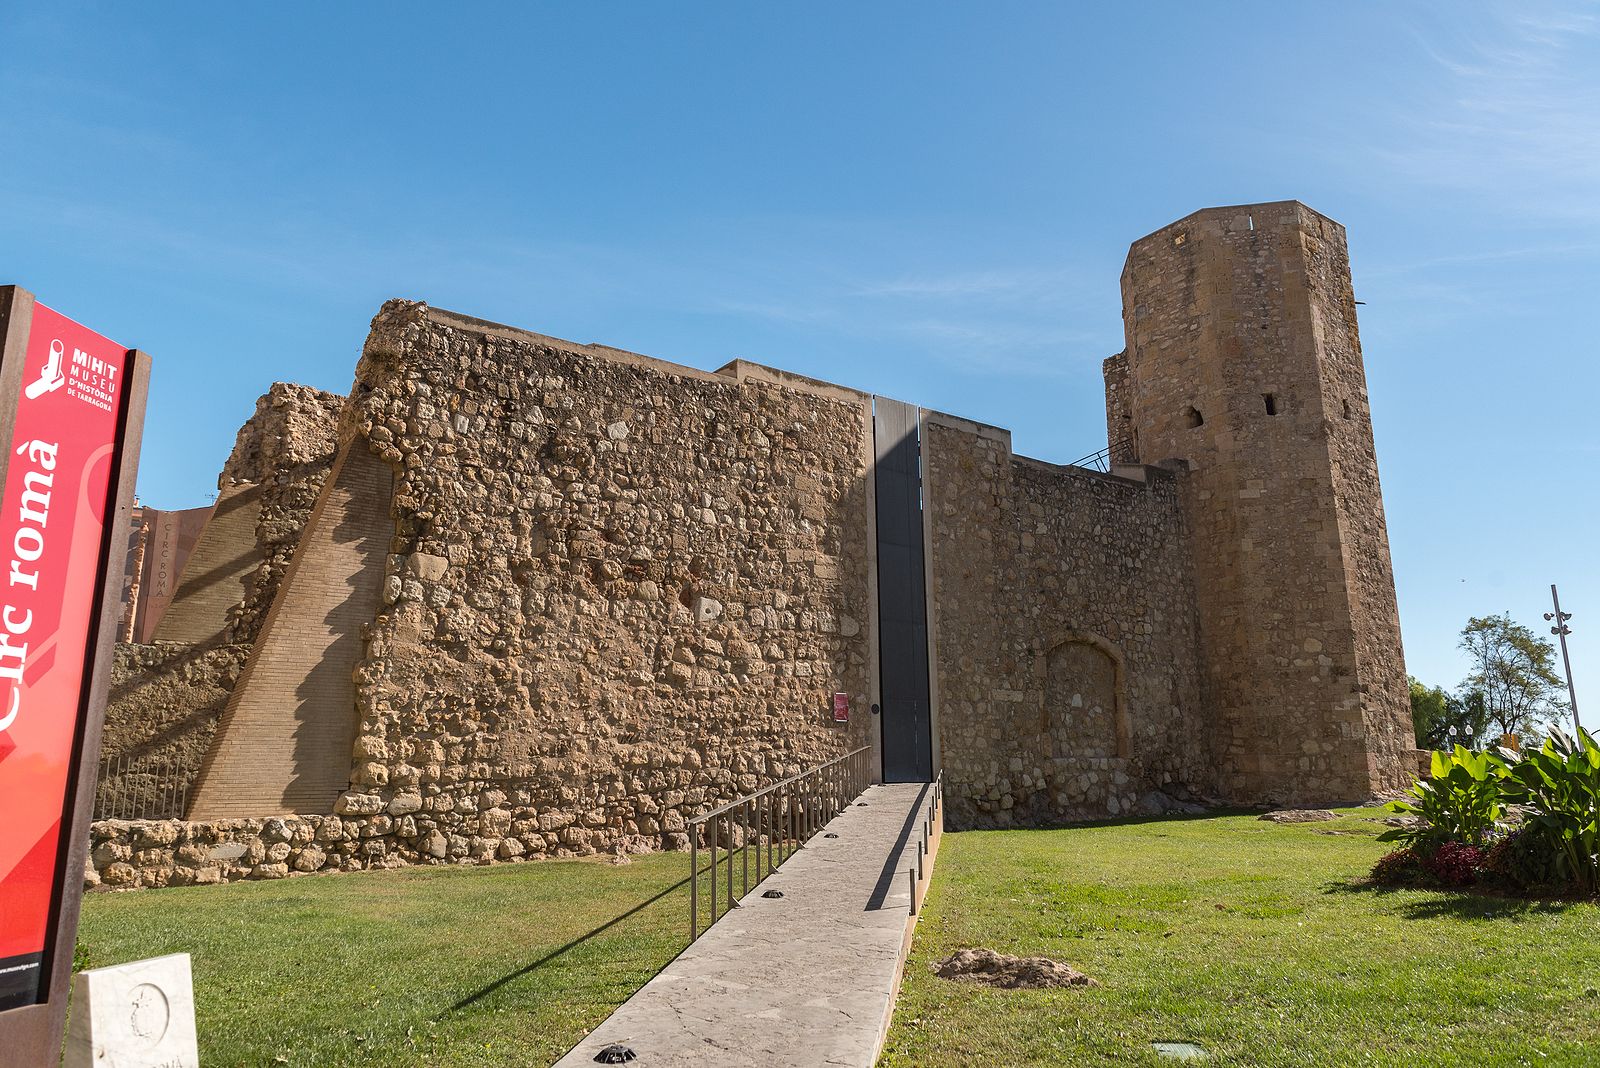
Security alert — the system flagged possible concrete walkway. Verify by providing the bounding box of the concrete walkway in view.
[553,781,939,1068]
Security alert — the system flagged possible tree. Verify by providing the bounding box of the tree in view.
[1409,677,1491,750]
[1458,614,1568,739]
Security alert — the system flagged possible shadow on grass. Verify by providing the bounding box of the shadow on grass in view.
[953,807,1266,834]
[441,871,692,1016]
[1322,877,1586,920]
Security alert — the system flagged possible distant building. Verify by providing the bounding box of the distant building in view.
[117,503,212,644]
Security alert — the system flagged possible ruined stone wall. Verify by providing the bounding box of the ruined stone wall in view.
[1117,201,1413,803]
[219,383,347,643]
[100,200,1419,876]
[1102,350,1135,464]
[923,413,1211,829]
[190,301,876,869]
[116,506,146,643]
[85,816,356,890]
[94,384,343,818]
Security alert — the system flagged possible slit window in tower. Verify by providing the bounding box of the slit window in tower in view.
[1185,406,1204,428]
[1263,393,1278,416]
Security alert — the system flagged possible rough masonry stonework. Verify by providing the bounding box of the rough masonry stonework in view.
[93,200,1416,888]
[1113,201,1413,801]
[183,303,877,873]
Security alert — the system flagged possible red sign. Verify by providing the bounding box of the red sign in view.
[833,692,849,723]
[0,303,126,1011]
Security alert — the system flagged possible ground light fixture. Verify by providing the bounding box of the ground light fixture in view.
[1151,1040,1208,1060]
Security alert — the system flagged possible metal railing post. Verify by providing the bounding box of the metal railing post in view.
[684,747,869,944]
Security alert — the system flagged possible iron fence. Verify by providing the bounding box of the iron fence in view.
[93,751,191,821]
[688,745,873,940]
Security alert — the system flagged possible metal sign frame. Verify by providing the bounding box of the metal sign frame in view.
[0,285,150,1063]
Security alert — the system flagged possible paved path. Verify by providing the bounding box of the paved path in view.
[553,782,938,1068]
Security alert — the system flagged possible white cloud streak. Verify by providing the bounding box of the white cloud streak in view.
[1384,2,1600,225]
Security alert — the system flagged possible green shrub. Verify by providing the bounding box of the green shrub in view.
[1484,825,1568,893]
[1381,745,1507,849]
[1497,728,1600,896]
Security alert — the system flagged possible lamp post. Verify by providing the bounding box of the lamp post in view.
[1544,584,1580,733]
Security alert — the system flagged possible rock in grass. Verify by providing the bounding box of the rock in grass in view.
[935,948,1096,989]
[1258,809,1339,823]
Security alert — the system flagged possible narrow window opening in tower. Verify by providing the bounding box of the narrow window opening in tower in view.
[1185,406,1204,429]
[1342,398,1353,419]
[1263,393,1277,416]
[1247,214,1255,231]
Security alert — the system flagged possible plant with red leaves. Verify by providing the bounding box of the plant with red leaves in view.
[1371,846,1425,886]
[1420,841,1487,886]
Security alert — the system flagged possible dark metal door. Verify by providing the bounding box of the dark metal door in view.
[873,398,932,782]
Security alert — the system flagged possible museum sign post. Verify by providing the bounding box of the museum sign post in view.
[0,286,150,1062]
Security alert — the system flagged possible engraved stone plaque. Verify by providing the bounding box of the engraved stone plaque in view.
[64,952,198,1067]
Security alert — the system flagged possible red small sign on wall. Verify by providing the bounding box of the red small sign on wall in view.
[832,692,849,723]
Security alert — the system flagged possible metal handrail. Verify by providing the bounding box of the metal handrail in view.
[689,745,872,940]
[1067,438,1133,473]
[910,771,944,917]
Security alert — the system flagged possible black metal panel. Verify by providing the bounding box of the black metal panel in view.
[873,398,932,782]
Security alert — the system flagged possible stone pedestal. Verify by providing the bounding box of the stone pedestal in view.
[64,953,198,1068]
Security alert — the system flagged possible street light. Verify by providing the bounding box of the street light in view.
[1544,583,1581,733]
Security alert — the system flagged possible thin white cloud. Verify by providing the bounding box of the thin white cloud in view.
[1382,2,1600,225]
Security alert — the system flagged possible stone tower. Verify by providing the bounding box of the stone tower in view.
[1107,201,1414,803]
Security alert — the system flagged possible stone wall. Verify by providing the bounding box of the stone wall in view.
[923,412,1211,829]
[85,816,363,890]
[1299,222,1415,793]
[219,383,348,644]
[187,301,876,868]
[1102,350,1135,464]
[1115,201,1413,803]
[98,199,1418,877]
[94,384,343,818]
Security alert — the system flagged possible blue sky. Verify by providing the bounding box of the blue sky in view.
[2,2,1595,708]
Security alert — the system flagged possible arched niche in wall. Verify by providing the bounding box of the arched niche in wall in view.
[1034,630,1130,760]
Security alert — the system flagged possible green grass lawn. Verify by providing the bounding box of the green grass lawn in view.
[883,810,1600,1068]
[77,853,691,1067]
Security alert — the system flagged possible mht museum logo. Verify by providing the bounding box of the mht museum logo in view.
[26,336,120,413]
